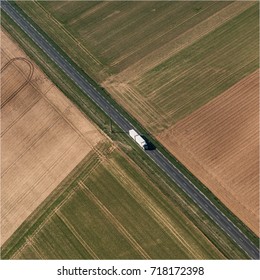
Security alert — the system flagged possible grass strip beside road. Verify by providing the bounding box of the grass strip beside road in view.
[1,8,258,254]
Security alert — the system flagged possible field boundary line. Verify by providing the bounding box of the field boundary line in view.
[107,155,203,259]
[25,237,45,259]
[109,2,217,67]
[57,211,100,259]
[102,80,166,131]
[115,1,255,82]
[157,73,259,230]
[9,150,110,259]
[150,51,257,123]
[158,67,258,191]
[115,148,227,257]
[35,1,102,66]
[1,133,80,225]
[69,1,109,25]
[11,238,44,259]
[40,94,113,170]
[80,145,117,182]
[78,180,151,259]
[42,88,106,159]
[9,187,77,259]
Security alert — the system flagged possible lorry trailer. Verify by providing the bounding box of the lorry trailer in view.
[129,129,148,150]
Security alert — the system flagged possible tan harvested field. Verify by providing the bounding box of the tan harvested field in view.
[6,143,230,260]
[1,29,104,245]
[158,70,259,235]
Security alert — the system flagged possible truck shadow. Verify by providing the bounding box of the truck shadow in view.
[141,135,156,150]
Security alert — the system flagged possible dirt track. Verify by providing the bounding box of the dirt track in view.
[1,57,34,107]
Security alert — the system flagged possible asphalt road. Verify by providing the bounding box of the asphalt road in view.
[1,1,259,259]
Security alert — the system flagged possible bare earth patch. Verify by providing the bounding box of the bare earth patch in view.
[158,70,259,235]
[1,29,104,245]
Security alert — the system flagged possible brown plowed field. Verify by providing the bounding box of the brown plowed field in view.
[158,70,259,235]
[1,29,104,245]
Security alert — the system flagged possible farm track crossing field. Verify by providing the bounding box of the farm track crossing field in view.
[1,29,104,245]
[158,70,259,235]
[6,144,229,259]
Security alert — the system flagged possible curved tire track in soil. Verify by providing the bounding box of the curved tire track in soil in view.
[1,57,34,108]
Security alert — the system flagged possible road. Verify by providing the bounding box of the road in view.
[1,0,259,259]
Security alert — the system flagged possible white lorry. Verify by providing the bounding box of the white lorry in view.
[129,129,148,150]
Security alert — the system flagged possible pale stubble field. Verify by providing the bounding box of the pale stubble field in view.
[1,29,104,245]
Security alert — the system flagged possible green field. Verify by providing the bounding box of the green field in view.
[44,1,230,73]
[134,4,259,131]
[18,1,230,77]
[2,141,246,259]
[15,1,259,134]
